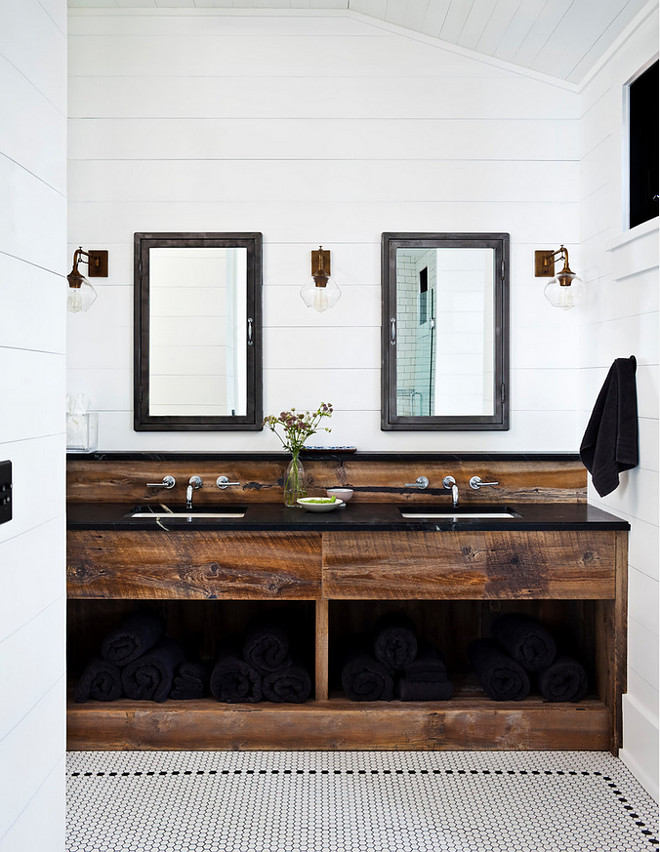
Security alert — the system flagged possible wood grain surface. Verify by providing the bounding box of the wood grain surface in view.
[67,458,586,504]
[322,531,616,599]
[66,693,610,752]
[67,530,323,599]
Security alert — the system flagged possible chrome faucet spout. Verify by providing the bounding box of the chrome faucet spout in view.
[442,475,459,508]
[186,475,203,510]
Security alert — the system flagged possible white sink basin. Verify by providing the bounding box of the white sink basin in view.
[399,507,518,519]
[130,504,247,519]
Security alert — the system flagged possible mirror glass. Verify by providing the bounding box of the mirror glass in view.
[134,233,262,431]
[382,233,508,431]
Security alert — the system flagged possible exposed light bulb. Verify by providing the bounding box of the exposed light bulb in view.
[300,275,341,312]
[544,275,584,310]
[67,279,97,313]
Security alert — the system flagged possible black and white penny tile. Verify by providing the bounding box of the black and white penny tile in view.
[67,751,658,852]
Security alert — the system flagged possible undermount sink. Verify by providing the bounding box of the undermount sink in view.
[398,505,519,520]
[129,504,247,519]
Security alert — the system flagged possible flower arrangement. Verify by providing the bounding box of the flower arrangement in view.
[264,403,333,506]
[263,402,333,454]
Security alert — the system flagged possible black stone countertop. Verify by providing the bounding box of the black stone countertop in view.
[67,501,630,533]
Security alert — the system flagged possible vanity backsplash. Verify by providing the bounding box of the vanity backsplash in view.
[67,452,586,505]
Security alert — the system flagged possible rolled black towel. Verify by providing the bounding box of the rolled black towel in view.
[538,655,588,702]
[468,638,530,701]
[341,651,394,701]
[373,613,418,671]
[243,624,291,675]
[210,653,262,703]
[262,663,312,704]
[397,643,453,701]
[74,658,122,703]
[121,638,185,702]
[491,613,557,672]
[101,611,164,667]
[170,661,208,700]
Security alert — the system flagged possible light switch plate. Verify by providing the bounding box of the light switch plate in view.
[0,460,12,525]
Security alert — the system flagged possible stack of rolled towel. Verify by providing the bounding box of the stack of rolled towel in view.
[74,611,209,703]
[210,622,312,704]
[341,613,453,702]
[468,612,588,702]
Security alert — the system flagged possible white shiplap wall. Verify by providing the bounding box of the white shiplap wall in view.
[0,1,67,849]
[579,5,659,799]
[67,10,582,452]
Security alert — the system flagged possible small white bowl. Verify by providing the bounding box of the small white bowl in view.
[297,497,344,513]
[326,488,354,502]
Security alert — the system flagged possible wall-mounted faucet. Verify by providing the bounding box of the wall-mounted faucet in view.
[443,475,459,507]
[404,475,429,489]
[186,475,203,509]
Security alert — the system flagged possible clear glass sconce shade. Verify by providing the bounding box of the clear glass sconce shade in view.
[544,272,584,310]
[67,278,97,313]
[300,275,341,313]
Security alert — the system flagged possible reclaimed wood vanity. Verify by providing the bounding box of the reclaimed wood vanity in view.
[66,453,628,754]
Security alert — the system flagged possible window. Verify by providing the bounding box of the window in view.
[629,60,659,229]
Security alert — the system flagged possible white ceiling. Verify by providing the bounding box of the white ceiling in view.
[67,0,655,84]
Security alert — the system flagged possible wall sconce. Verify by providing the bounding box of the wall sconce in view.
[535,245,584,310]
[66,246,108,313]
[300,246,341,313]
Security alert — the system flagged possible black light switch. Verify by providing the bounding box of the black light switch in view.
[0,461,12,525]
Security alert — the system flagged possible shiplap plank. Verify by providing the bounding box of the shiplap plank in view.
[458,0,499,51]
[512,0,574,70]
[68,30,508,77]
[0,55,66,192]
[474,0,520,55]
[0,255,66,354]
[68,160,578,203]
[67,117,578,161]
[0,350,65,444]
[0,156,66,273]
[69,74,578,119]
[0,680,65,841]
[67,199,580,244]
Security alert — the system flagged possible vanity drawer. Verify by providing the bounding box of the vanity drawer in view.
[67,530,323,600]
[322,531,617,600]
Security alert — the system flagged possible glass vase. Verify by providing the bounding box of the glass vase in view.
[284,452,307,507]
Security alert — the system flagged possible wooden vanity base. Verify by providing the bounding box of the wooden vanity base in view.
[67,692,610,752]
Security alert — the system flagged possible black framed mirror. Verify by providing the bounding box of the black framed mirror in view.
[381,232,509,431]
[134,232,262,431]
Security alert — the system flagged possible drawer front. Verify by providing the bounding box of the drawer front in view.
[322,531,617,599]
[67,531,323,600]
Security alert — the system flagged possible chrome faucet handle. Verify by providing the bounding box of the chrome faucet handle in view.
[405,476,429,489]
[146,475,176,489]
[469,476,499,490]
[216,475,240,489]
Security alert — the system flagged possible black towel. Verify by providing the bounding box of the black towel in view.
[397,643,453,701]
[373,613,418,671]
[468,638,530,701]
[580,356,638,497]
[210,654,262,703]
[121,638,186,702]
[341,651,394,701]
[491,613,557,672]
[74,659,122,703]
[262,663,312,704]
[538,655,588,702]
[242,625,292,675]
[101,611,164,667]
[170,661,208,700]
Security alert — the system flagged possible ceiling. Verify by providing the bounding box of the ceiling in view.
[67,0,655,84]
